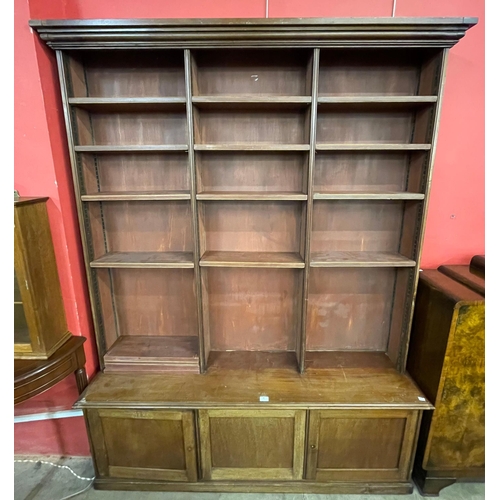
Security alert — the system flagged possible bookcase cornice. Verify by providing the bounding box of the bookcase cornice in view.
[30,17,477,49]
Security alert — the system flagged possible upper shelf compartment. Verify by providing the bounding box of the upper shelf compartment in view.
[193,108,310,147]
[316,106,434,147]
[63,50,186,98]
[318,48,443,97]
[190,49,312,97]
[71,108,187,147]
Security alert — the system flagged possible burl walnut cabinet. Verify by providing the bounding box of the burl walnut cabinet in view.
[30,18,476,494]
[407,259,485,495]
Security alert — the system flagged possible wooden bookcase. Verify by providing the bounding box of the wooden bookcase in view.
[54,45,448,375]
[31,18,476,494]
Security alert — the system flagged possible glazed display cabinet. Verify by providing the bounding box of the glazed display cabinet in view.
[14,196,71,359]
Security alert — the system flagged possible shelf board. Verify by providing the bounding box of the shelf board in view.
[74,145,189,153]
[313,191,424,200]
[200,251,305,268]
[68,97,186,112]
[197,191,307,201]
[81,191,190,201]
[90,251,194,269]
[316,143,432,152]
[194,144,310,152]
[104,336,199,373]
[317,96,437,110]
[194,95,311,103]
[310,251,416,268]
[193,95,311,110]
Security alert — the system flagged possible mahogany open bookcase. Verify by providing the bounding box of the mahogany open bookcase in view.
[31,18,476,494]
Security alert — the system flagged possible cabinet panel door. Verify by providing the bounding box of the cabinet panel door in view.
[306,409,419,482]
[199,409,306,480]
[86,409,197,482]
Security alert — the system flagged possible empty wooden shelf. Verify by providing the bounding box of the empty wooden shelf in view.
[68,97,186,112]
[104,335,200,372]
[200,251,305,268]
[194,144,310,151]
[81,191,191,201]
[310,251,416,267]
[315,143,432,151]
[313,191,424,200]
[197,191,307,201]
[31,17,476,495]
[74,145,189,152]
[90,251,194,269]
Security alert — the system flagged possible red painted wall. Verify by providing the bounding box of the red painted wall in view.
[15,0,484,456]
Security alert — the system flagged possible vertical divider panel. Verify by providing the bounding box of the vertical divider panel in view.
[56,51,106,369]
[387,50,449,371]
[298,49,320,373]
[184,49,207,372]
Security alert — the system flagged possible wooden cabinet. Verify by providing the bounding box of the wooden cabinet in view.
[86,409,198,482]
[305,410,420,482]
[14,197,71,359]
[77,366,432,493]
[407,262,485,495]
[30,17,476,494]
[199,409,306,481]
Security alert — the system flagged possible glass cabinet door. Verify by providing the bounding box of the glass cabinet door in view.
[14,271,30,345]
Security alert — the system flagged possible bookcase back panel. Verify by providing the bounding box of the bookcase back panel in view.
[206,268,300,351]
[406,152,428,193]
[306,268,396,351]
[197,152,306,193]
[201,201,302,253]
[192,49,311,96]
[88,201,193,255]
[311,201,404,253]
[74,111,187,146]
[412,107,436,144]
[81,153,189,194]
[103,268,198,337]
[67,50,186,98]
[194,110,309,145]
[314,153,409,192]
[318,49,435,96]
[317,111,414,144]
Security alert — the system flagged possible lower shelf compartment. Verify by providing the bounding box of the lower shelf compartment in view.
[305,351,396,370]
[104,336,200,373]
[207,351,299,372]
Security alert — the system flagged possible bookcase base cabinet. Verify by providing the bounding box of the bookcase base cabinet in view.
[85,408,422,493]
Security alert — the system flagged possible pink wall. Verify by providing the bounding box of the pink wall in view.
[15,0,484,456]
